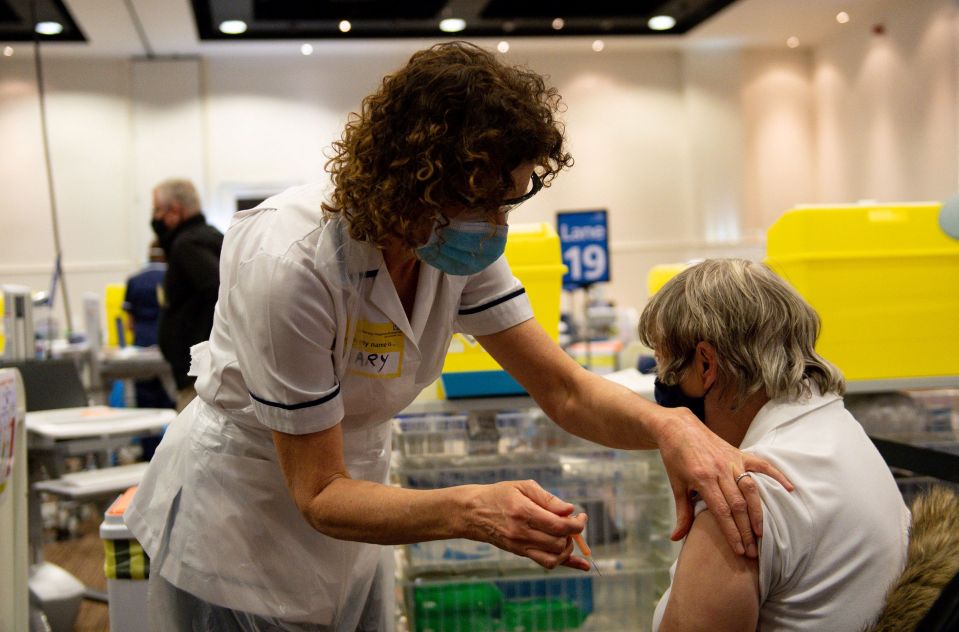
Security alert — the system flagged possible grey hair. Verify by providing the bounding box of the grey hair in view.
[638,258,845,404]
[154,178,201,216]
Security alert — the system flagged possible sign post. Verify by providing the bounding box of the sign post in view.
[557,210,610,369]
[557,210,610,289]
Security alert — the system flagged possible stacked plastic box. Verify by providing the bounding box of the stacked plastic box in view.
[393,408,677,632]
[100,486,149,632]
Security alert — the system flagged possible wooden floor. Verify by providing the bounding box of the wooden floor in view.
[43,519,111,632]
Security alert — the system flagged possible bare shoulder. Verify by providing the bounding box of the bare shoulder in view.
[658,509,760,632]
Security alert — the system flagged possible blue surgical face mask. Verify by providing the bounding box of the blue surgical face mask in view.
[416,219,508,276]
[654,378,706,423]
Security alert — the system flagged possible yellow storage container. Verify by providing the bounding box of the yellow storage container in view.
[646,263,690,297]
[441,223,567,398]
[765,202,959,382]
[104,283,133,348]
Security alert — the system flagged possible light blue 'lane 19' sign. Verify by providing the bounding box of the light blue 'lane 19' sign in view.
[557,210,610,289]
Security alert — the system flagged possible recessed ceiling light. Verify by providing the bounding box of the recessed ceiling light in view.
[218,20,247,35]
[648,15,676,31]
[552,18,565,30]
[3,46,13,57]
[439,18,466,33]
[836,12,850,24]
[300,43,313,55]
[787,36,800,48]
[497,41,509,53]
[592,39,605,52]
[339,20,351,33]
[35,21,63,36]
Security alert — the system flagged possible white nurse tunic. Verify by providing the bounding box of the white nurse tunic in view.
[125,183,534,628]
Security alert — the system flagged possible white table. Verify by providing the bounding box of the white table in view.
[27,406,174,478]
[26,406,174,443]
[33,462,150,501]
[25,406,173,578]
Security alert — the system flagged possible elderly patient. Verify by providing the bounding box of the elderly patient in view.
[643,259,909,632]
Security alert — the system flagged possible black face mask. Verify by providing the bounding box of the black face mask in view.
[654,378,706,423]
[151,218,169,240]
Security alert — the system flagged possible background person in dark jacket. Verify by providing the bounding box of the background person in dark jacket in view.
[123,240,176,410]
[151,178,223,411]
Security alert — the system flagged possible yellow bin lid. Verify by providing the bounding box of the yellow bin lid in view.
[504,222,563,268]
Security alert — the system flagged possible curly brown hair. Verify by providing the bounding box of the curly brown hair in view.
[322,41,573,249]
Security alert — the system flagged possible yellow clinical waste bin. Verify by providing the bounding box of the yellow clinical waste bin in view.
[441,223,567,398]
[646,263,690,297]
[104,284,134,348]
[765,202,959,382]
[100,486,149,632]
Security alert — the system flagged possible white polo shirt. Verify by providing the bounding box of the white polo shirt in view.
[652,390,910,632]
[125,183,534,627]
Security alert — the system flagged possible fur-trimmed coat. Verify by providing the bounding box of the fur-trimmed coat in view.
[866,486,959,631]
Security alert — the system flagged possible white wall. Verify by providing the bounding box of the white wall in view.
[0,58,132,334]
[1,2,957,336]
[201,53,401,229]
[814,0,958,203]
[507,47,705,310]
[741,49,816,233]
[131,59,206,252]
[683,46,746,243]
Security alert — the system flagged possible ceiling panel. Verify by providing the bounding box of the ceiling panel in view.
[193,0,738,40]
[0,1,20,24]
[0,0,890,58]
[481,1,667,20]
[0,0,85,41]
[252,1,448,22]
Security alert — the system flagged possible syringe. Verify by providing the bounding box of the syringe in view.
[572,532,603,576]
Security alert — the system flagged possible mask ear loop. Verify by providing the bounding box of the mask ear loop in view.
[419,212,451,250]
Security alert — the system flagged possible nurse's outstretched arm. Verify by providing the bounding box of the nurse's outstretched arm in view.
[271,424,592,572]
[475,318,793,558]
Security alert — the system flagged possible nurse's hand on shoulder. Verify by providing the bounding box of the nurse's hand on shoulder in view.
[460,480,591,571]
[653,405,793,559]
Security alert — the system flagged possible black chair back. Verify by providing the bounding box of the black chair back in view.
[0,359,88,411]
[916,569,959,632]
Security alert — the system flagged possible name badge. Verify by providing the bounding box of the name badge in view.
[349,320,404,378]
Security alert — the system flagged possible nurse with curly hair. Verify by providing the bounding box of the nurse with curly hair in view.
[127,42,789,631]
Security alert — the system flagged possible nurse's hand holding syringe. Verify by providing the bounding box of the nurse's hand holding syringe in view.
[458,479,593,572]
[275,426,591,572]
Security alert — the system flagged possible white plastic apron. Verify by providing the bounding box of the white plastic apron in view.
[144,390,393,628]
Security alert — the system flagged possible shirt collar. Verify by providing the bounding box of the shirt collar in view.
[739,386,843,450]
[313,215,383,284]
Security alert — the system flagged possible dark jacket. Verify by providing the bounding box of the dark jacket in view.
[157,214,223,389]
[123,262,166,347]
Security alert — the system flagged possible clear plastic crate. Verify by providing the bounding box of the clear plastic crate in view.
[393,407,679,630]
[393,414,469,458]
[495,411,539,453]
[394,411,544,458]
[906,389,959,432]
[397,452,675,575]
